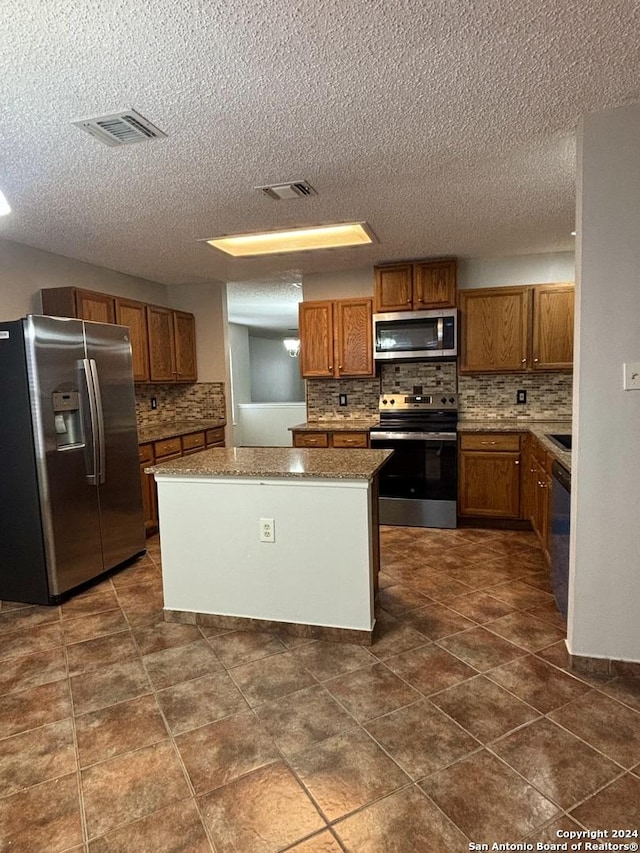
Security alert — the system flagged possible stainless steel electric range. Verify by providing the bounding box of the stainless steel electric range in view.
[369,392,458,529]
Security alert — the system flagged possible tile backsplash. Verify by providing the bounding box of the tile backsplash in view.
[306,364,572,421]
[135,382,226,428]
[458,372,572,420]
[306,378,380,420]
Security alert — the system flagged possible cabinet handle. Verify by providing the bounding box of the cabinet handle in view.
[514,460,520,465]
[480,441,497,445]
[533,358,539,363]
[416,298,423,303]
[521,358,527,363]
[338,365,343,370]
[406,299,411,303]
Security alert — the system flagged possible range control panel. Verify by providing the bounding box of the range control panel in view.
[378,393,458,411]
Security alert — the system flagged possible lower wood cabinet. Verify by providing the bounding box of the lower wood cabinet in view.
[138,444,157,535]
[141,426,226,535]
[458,433,523,519]
[458,430,555,564]
[527,436,552,559]
[292,430,369,449]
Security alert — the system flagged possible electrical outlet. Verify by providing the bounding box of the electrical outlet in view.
[516,389,527,404]
[150,397,157,410]
[259,518,275,543]
[339,393,348,406]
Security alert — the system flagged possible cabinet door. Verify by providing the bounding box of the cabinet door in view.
[299,301,335,378]
[76,290,116,324]
[138,444,157,534]
[335,298,374,377]
[459,287,529,373]
[459,451,521,518]
[173,311,197,382]
[374,265,413,312]
[115,298,150,382]
[147,305,176,381]
[413,259,456,309]
[531,284,574,371]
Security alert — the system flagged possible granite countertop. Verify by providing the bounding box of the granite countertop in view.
[289,419,380,432]
[147,446,393,480]
[138,419,226,444]
[458,418,572,471]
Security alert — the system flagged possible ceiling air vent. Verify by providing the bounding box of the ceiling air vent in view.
[257,181,317,201]
[72,109,167,147]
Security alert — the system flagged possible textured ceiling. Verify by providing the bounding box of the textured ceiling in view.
[1,0,639,293]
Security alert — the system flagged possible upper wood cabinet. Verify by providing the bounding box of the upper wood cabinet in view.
[458,283,574,373]
[41,287,116,324]
[41,286,198,384]
[173,310,198,382]
[147,305,197,383]
[299,298,374,379]
[531,284,574,370]
[458,286,529,372]
[115,297,150,382]
[374,259,457,312]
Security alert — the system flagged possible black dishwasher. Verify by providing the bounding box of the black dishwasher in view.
[550,461,571,619]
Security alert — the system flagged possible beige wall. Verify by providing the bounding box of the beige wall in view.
[570,102,640,663]
[0,238,229,399]
[302,267,374,301]
[301,253,575,304]
[0,238,167,319]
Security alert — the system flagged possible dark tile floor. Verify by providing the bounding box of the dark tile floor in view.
[1,526,639,851]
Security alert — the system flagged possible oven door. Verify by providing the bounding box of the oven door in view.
[370,431,458,528]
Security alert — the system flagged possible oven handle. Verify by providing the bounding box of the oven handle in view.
[371,431,457,442]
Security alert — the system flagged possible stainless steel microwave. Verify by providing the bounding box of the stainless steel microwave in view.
[373,309,457,361]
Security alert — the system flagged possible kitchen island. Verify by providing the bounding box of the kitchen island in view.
[147,446,392,643]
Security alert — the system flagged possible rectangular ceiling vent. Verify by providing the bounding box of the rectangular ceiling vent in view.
[72,109,167,147]
[257,181,317,201]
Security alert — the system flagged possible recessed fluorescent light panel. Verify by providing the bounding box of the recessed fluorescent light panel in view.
[204,222,374,257]
[0,190,11,216]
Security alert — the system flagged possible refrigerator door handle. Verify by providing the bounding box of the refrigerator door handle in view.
[81,358,99,485]
[89,359,106,485]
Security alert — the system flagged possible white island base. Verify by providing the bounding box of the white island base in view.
[155,471,381,643]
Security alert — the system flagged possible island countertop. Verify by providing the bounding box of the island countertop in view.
[147,446,393,480]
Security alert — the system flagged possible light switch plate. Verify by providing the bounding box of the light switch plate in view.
[623,363,640,390]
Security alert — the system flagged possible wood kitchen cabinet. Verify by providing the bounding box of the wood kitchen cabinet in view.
[299,298,374,379]
[458,283,574,374]
[138,443,157,534]
[292,430,369,448]
[531,284,575,370]
[147,306,197,383]
[41,287,116,324]
[142,426,226,534]
[527,436,552,559]
[115,297,150,382]
[374,258,457,312]
[41,286,198,384]
[458,432,523,519]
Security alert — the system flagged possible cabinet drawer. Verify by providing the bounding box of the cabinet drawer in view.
[460,433,521,452]
[205,427,225,446]
[182,431,205,452]
[138,443,154,465]
[154,437,182,459]
[293,432,329,448]
[331,432,369,448]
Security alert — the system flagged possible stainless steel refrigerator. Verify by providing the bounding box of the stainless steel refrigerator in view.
[0,314,146,604]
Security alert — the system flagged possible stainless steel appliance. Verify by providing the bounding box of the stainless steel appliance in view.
[0,315,145,604]
[370,393,458,528]
[373,309,457,362]
[550,460,571,619]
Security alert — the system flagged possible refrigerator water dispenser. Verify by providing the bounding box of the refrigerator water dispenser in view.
[52,390,83,448]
